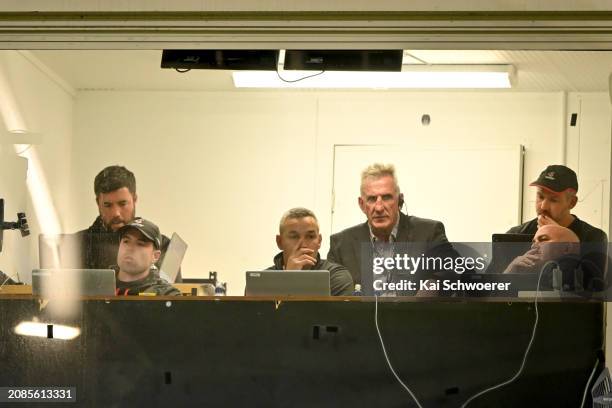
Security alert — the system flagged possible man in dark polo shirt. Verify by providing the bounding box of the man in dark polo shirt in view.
[507,165,608,289]
[507,164,607,244]
[268,207,353,296]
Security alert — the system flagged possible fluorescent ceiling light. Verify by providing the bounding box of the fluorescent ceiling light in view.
[232,65,514,89]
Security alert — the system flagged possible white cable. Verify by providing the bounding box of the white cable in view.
[460,261,555,408]
[375,294,424,408]
[579,358,600,408]
[0,273,12,288]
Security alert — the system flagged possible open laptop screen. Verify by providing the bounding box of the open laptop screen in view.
[159,233,188,283]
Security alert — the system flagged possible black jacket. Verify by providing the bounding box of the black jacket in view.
[267,252,354,296]
[75,216,182,282]
[507,215,608,244]
[115,269,181,296]
[327,212,453,286]
[507,215,609,291]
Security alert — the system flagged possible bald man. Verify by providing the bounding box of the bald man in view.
[503,225,580,274]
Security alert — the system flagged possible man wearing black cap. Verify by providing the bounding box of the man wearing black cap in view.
[115,218,181,296]
[507,164,607,244]
[507,165,608,290]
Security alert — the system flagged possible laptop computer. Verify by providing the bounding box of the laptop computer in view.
[245,270,331,296]
[487,233,535,274]
[32,269,116,296]
[158,232,188,283]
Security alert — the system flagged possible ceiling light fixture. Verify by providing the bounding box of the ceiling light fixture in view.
[233,64,515,89]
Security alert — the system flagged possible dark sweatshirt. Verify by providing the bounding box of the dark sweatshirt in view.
[267,252,354,296]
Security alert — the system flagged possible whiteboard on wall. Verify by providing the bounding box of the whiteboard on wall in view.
[331,145,524,242]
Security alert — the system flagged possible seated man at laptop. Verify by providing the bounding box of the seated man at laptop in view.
[503,225,580,274]
[115,218,181,296]
[268,208,353,296]
[502,225,611,292]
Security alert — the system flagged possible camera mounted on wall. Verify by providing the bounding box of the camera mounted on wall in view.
[0,198,30,253]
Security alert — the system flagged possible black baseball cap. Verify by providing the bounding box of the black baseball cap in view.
[529,165,578,193]
[118,218,161,249]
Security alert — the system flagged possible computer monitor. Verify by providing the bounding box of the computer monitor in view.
[487,233,534,274]
[1,198,29,254]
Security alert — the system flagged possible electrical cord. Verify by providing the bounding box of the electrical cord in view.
[580,295,608,408]
[580,357,600,408]
[375,261,599,407]
[0,275,11,288]
[375,294,424,408]
[276,68,325,83]
[459,261,556,408]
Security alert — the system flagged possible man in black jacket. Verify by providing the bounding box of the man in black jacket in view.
[268,207,353,296]
[115,218,180,296]
[74,165,181,281]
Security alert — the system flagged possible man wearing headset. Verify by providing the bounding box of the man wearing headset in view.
[327,163,454,293]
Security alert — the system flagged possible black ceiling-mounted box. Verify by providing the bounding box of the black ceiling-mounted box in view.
[161,50,279,70]
[284,50,403,72]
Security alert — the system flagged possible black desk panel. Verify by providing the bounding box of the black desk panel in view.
[0,297,604,407]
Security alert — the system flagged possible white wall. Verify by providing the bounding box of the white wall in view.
[72,90,611,294]
[566,92,611,237]
[0,51,75,282]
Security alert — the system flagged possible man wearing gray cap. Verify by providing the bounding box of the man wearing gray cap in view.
[115,218,181,296]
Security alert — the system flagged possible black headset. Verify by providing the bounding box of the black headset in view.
[398,193,405,212]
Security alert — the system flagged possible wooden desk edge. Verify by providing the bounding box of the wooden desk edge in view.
[0,293,607,303]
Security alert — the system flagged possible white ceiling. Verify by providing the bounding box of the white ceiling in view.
[29,49,612,92]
